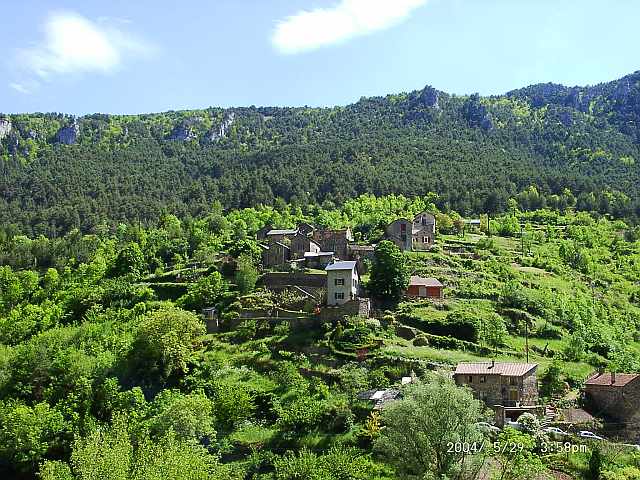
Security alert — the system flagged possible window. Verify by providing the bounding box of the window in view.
[353,278,357,287]
[400,223,406,232]
[509,377,518,386]
[423,236,429,243]
[335,278,344,286]
[467,376,473,383]
[480,376,486,383]
[335,292,344,300]
[422,217,427,226]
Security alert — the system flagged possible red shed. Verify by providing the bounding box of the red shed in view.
[407,276,443,299]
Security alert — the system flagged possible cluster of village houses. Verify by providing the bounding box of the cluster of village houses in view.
[257,211,443,306]
[257,215,640,436]
[361,360,640,434]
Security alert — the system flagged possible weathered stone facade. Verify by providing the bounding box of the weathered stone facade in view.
[319,298,371,322]
[386,212,436,252]
[261,241,290,267]
[412,212,436,251]
[454,362,539,407]
[290,233,320,260]
[261,272,327,289]
[584,372,640,424]
[313,228,353,260]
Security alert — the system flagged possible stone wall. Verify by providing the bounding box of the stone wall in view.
[586,380,640,423]
[261,272,327,289]
[319,298,370,322]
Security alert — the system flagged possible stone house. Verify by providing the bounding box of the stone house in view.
[386,218,413,251]
[386,212,437,252]
[584,372,640,424]
[454,362,540,425]
[290,233,321,260]
[297,222,316,236]
[313,228,354,260]
[261,241,290,267]
[304,251,335,269]
[325,261,359,306]
[406,276,443,299]
[256,225,273,240]
[411,212,436,250]
[266,228,298,242]
[347,244,375,272]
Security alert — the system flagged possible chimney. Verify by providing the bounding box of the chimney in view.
[489,360,495,369]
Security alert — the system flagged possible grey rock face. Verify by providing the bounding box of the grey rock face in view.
[169,123,197,141]
[55,120,80,145]
[7,134,19,154]
[463,94,493,131]
[418,85,440,109]
[208,112,235,141]
[0,118,11,140]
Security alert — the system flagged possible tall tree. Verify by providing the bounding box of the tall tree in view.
[374,374,486,479]
[367,240,409,302]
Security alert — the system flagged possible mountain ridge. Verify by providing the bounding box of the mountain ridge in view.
[1,70,640,235]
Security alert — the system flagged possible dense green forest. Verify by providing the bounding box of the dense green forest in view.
[2,71,640,236]
[2,194,640,479]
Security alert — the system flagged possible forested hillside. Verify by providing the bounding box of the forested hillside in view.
[2,71,640,236]
[2,195,640,479]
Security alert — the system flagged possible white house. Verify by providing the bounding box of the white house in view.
[325,261,359,305]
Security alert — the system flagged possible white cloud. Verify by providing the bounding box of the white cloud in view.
[9,82,33,95]
[17,11,155,79]
[272,0,428,54]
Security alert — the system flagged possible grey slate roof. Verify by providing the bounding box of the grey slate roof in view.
[325,261,357,271]
[267,229,298,236]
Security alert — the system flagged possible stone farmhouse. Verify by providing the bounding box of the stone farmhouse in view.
[261,241,290,268]
[290,232,321,260]
[386,212,436,251]
[313,228,354,260]
[584,372,640,425]
[454,361,540,426]
[259,223,361,268]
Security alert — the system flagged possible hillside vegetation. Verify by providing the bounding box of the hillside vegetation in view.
[2,195,640,479]
[2,72,640,235]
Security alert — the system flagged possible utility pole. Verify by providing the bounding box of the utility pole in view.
[525,320,529,363]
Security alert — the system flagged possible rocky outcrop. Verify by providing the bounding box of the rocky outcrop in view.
[395,324,418,340]
[463,94,493,131]
[168,122,197,141]
[55,120,80,145]
[208,112,235,142]
[417,85,440,109]
[6,134,19,154]
[0,118,11,140]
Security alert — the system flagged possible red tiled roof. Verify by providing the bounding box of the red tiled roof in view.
[409,276,443,287]
[454,362,537,377]
[584,372,640,387]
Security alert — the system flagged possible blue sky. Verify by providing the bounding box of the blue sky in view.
[2,0,639,114]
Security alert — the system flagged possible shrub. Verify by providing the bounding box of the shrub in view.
[534,322,562,340]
